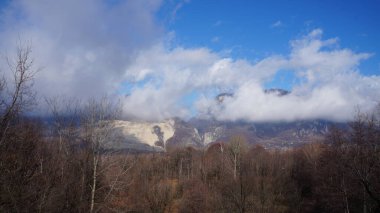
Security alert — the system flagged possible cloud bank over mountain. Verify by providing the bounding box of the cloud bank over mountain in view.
[123,29,379,122]
[0,1,379,122]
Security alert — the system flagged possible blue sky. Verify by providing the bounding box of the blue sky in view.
[157,0,380,119]
[0,0,379,121]
[161,0,380,75]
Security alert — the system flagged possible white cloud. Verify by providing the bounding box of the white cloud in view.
[0,0,163,100]
[271,20,283,28]
[0,2,378,122]
[170,0,190,22]
[122,29,380,122]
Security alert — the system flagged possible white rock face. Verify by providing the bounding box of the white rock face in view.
[202,127,225,145]
[112,119,175,148]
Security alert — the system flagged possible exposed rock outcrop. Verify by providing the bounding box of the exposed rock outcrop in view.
[106,119,175,152]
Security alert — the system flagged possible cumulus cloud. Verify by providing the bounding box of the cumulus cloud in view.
[123,29,379,122]
[0,0,163,99]
[0,1,378,122]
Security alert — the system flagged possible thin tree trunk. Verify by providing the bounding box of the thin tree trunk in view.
[90,155,98,213]
[179,158,183,179]
[234,154,237,180]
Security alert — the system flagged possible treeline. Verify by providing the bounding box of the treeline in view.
[105,115,380,213]
[1,115,380,212]
[0,46,379,212]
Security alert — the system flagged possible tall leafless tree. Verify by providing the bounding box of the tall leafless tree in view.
[81,97,121,213]
[0,44,37,144]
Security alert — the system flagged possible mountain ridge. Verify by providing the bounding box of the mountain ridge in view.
[106,117,347,152]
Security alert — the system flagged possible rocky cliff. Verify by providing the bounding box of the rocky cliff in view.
[106,119,175,152]
[104,118,343,152]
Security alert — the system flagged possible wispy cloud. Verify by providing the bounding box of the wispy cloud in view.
[271,20,284,28]
[213,20,222,27]
[170,0,190,22]
[211,36,220,43]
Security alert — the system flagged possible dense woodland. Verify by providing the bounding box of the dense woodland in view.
[1,47,380,213]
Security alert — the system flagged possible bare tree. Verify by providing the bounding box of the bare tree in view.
[0,44,50,212]
[0,44,37,143]
[316,110,380,212]
[80,97,121,213]
[227,135,248,180]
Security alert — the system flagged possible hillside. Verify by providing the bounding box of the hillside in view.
[105,118,346,151]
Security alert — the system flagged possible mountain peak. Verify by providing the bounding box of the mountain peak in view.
[264,88,290,96]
